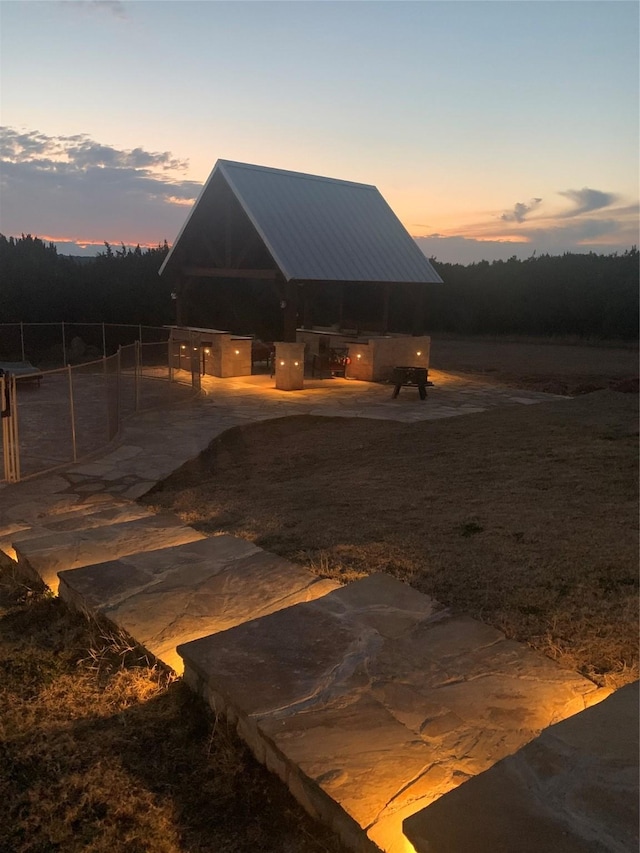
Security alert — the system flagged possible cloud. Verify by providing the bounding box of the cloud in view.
[500,198,543,223]
[416,189,638,263]
[558,187,618,217]
[523,218,625,250]
[414,228,634,266]
[1,128,187,171]
[0,127,200,244]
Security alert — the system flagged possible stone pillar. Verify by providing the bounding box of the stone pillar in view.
[274,342,305,391]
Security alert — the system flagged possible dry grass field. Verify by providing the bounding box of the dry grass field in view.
[1,337,637,852]
[429,335,638,395]
[0,572,349,853]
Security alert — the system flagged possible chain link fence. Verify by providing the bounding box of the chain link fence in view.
[1,339,199,483]
[0,322,171,368]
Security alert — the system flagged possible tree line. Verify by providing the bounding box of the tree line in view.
[0,234,173,326]
[424,250,639,340]
[0,234,637,341]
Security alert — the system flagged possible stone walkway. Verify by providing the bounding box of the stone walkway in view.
[0,372,636,853]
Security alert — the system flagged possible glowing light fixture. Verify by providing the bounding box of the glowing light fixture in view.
[280,360,285,366]
[294,361,299,366]
[356,353,362,360]
[416,351,422,357]
[204,348,210,355]
[180,345,186,350]
[234,349,240,355]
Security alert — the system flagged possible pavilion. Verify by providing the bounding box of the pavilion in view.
[159,160,443,342]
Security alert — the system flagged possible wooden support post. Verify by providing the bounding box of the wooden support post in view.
[282,280,299,342]
[382,283,391,335]
[301,284,313,329]
[412,286,425,336]
[338,283,345,331]
[175,279,185,326]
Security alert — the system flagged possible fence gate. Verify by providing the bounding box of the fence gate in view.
[1,373,20,483]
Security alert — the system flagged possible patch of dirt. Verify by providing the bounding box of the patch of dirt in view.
[429,336,638,396]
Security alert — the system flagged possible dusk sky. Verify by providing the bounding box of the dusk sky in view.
[1,0,638,264]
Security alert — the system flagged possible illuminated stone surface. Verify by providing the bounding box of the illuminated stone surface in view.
[274,342,305,391]
[59,535,339,673]
[14,513,204,593]
[1,501,154,551]
[179,574,604,853]
[404,680,639,853]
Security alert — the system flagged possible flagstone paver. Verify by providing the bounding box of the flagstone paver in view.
[14,513,205,593]
[178,574,606,853]
[0,500,155,559]
[59,535,339,673]
[404,680,639,853]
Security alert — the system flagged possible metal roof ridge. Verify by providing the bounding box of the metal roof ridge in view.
[217,159,378,191]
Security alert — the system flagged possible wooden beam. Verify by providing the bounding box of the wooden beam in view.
[182,267,279,279]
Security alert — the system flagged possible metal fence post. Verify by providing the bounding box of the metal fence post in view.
[67,364,78,463]
[102,323,107,359]
[62,321,67,366]
[135,340,141,412]
[20,322,25,362]
[116,346,122,432]
[189,332,201,392]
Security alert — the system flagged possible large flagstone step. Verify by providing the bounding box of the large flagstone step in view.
[178,574,607,853]
[58,534,339,673]
[0,500,156,561]
[404,680,639,853]
[0,481,119,530]
[13,513,205,594]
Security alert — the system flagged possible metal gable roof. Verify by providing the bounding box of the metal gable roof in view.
[160,159,443,284]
